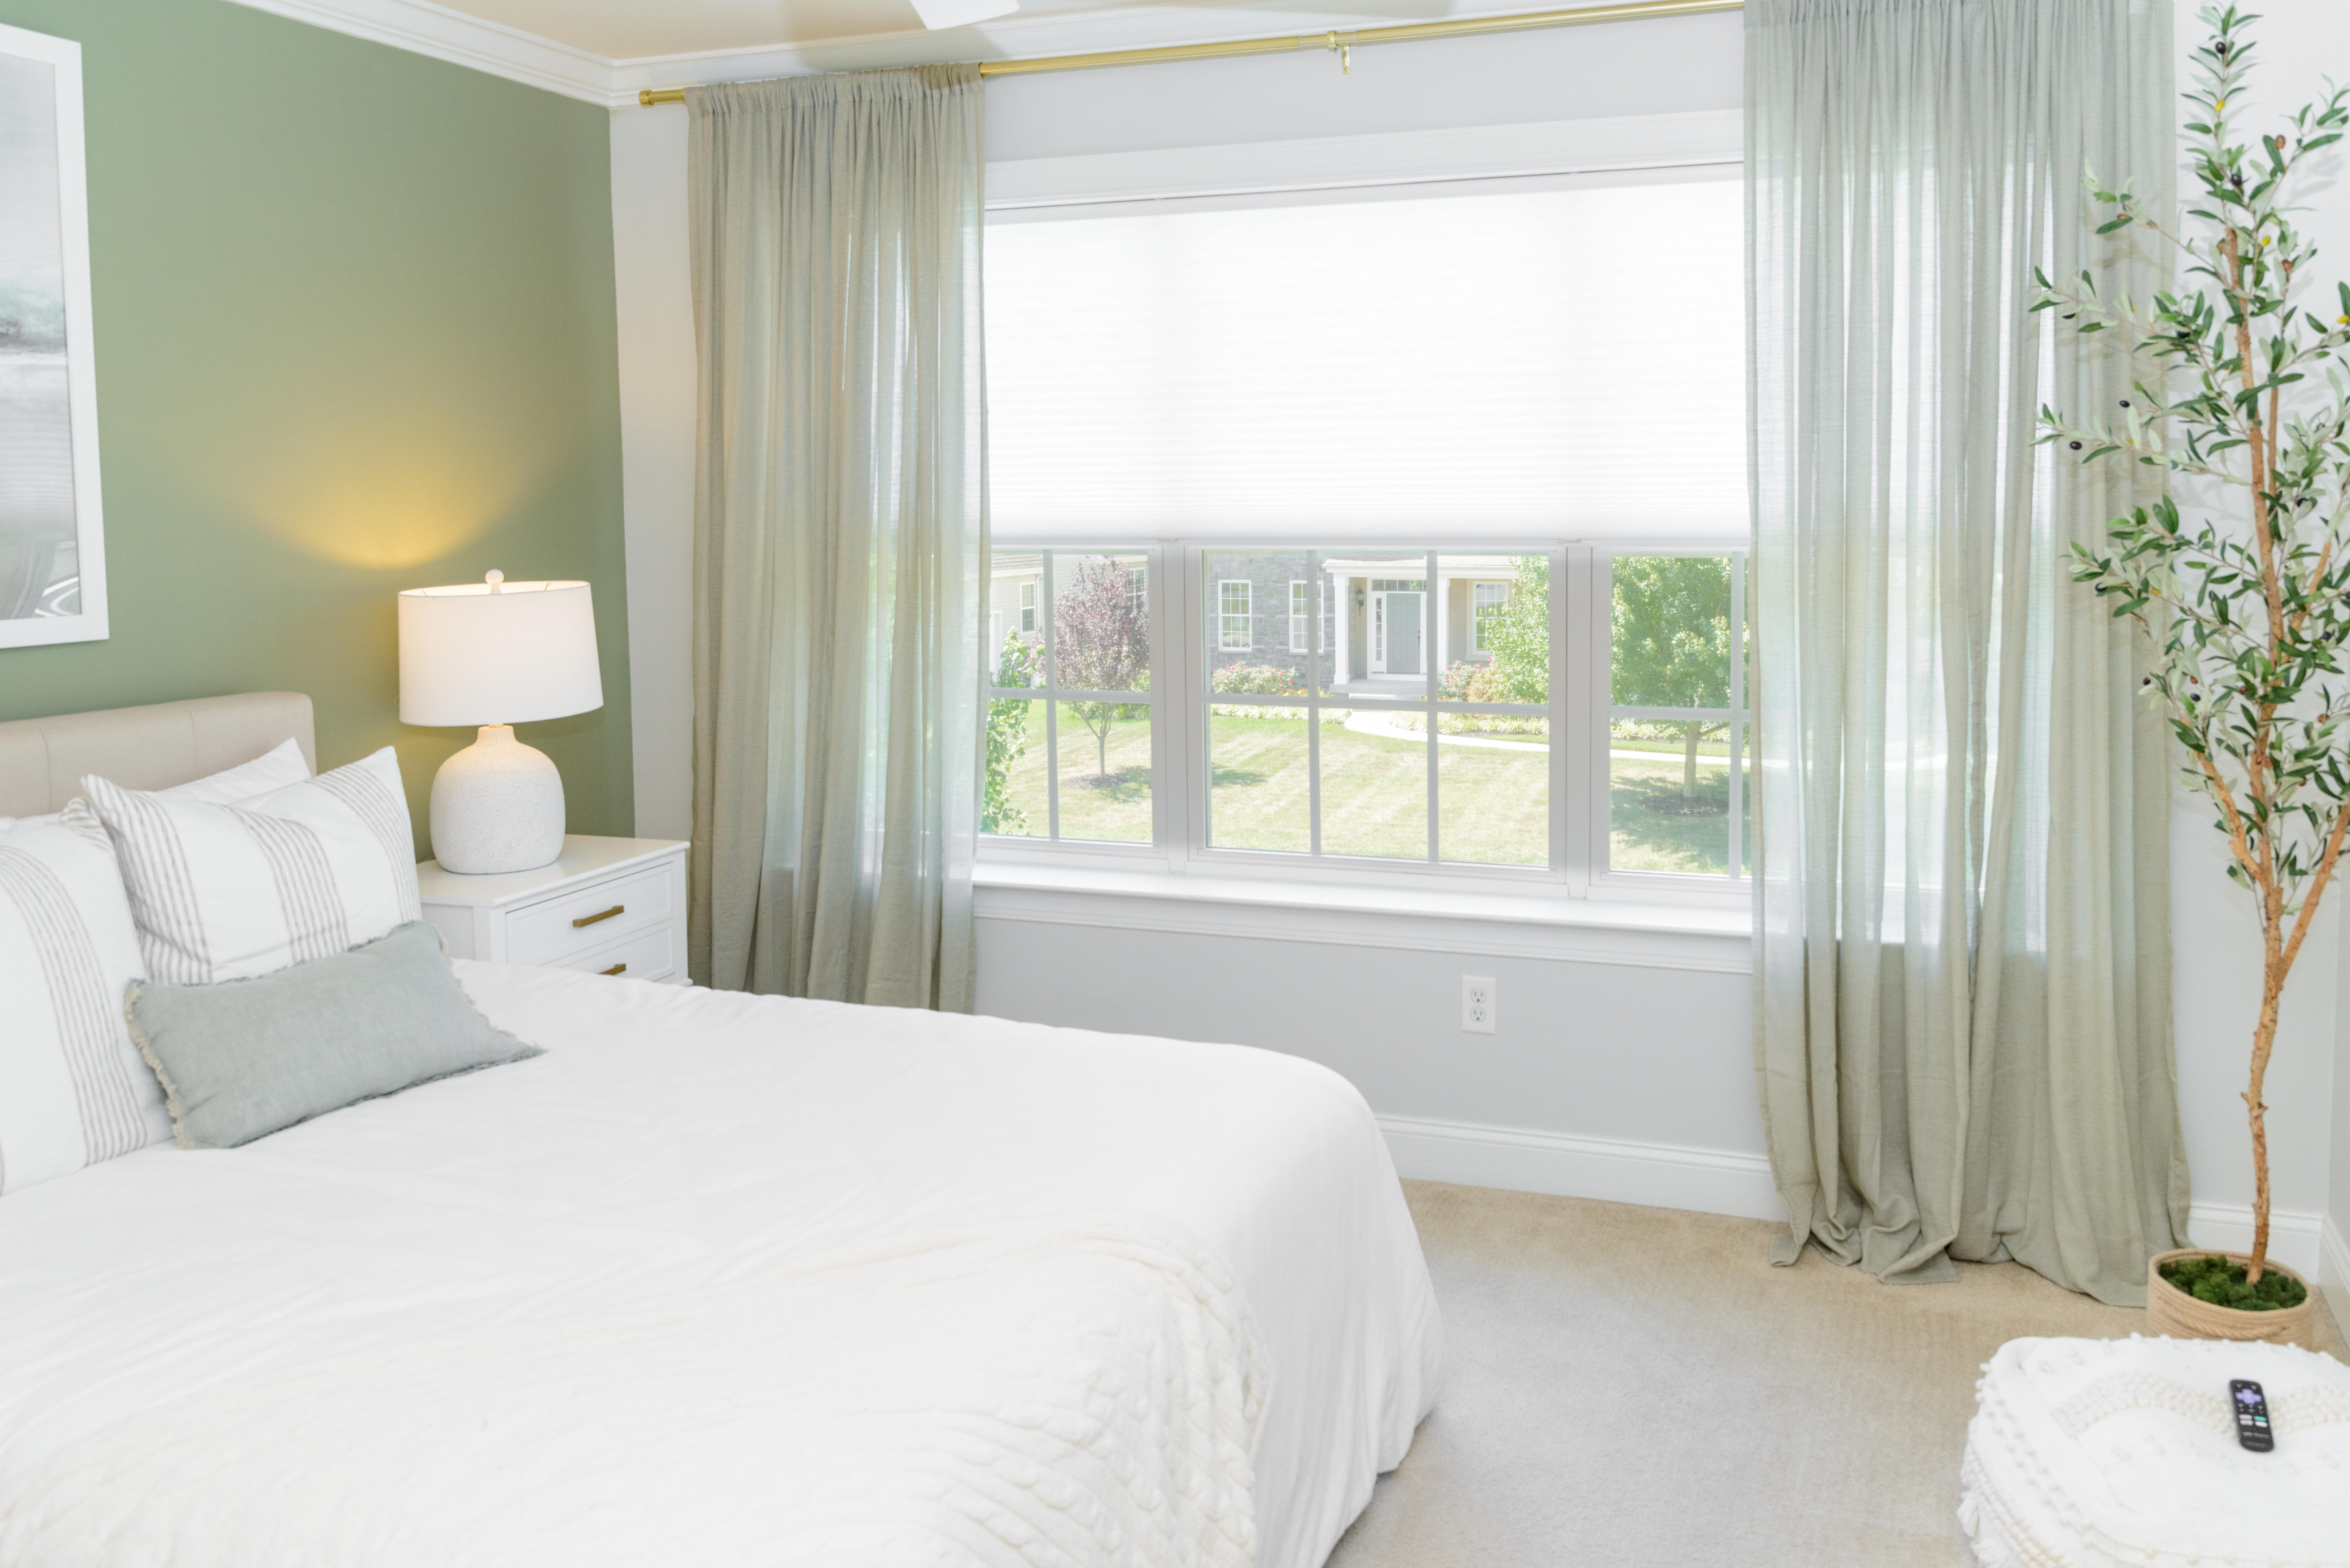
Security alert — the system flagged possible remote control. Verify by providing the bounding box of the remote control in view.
[2231,1380,2274,1452]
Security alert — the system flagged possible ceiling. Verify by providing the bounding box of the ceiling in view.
[425,0,1184,60]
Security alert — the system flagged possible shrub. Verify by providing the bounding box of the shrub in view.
[1210,661,1303,696]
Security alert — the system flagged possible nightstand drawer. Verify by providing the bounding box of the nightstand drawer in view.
[507,862,678,966]
[554,921,680,983]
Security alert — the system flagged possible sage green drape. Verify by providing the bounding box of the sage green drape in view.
[686,66,983,1010]
[1749,0,2189,1304]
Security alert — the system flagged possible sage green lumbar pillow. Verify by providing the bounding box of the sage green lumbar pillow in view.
[126,920,542,1149]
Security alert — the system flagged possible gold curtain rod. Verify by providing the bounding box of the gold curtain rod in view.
[635,0,1739,102]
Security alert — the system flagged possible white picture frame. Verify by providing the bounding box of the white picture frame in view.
[0,22,106,649]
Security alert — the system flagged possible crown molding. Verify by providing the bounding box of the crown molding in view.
[229,0,1715,109]
[224,0,615,103]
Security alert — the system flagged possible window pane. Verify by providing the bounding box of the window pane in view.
[1611,555,1732,709]
[1438,553,1546,705]
[1208,705,1310,853]
[990,553,1044,671]
[1053,552,1149,694]
[982,697,1047,838]
[1056,700,1150,843]
[1609,554,1737,875]
[1321,552,1428,697]
[1319,713,1429,860]
[1437,736,1548,866]
[1205,551,1310,696]
[1608,730,1732,873]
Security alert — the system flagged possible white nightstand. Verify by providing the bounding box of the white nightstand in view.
[418,835,689,985]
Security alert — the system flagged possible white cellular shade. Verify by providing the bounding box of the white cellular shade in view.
[985,178,1746,540]
[398,578,603,727]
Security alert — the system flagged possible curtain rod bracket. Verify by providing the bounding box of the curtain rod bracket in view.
[1324,30,1353,73]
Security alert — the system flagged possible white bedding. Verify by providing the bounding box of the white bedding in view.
[0,962,1444,1567]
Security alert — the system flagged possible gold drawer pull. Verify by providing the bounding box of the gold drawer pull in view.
[573,904,625,929]
[600,962,627,976]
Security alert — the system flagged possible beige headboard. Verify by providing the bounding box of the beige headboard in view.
[0,693,316,818]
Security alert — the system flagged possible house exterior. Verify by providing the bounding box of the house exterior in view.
[992,551,1519,691]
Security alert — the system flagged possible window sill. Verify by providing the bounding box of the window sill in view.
[971,858,1752,974]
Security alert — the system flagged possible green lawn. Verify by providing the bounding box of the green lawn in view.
[991,707,1749,876]
[1608,755,1747,876]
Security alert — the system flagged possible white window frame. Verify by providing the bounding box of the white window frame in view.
[1019,581,1037,634]
[1288,580,1309,653]
[981,540,1749,909]
[1217,580,1252,652]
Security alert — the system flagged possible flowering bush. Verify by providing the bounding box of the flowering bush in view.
[1209,662,1303,696]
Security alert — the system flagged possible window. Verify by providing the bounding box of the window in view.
[1019,582,1036,634]
[1607,554,1749,878]
[983,173,1745,894]
[1472,581,1508,654]
[984,551,1153,844]
[1218,581,1252,651]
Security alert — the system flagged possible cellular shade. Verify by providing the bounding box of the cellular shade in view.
[985,177,1746,540]
[398,578,603,727]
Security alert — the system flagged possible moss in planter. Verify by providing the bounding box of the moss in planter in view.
[2158,1253,2309,1311]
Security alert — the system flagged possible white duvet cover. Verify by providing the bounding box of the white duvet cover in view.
[0,963,1444,1568]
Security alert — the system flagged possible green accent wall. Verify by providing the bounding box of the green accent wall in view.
[0,0,630,855]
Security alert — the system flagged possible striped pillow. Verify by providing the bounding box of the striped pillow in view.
[0,812,172,1194]
[82,748,422,986]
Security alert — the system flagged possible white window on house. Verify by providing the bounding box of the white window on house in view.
[1218,581,1252,651]
[1472,581,1508,654]
[1019,582,1037,634]
[982,167,1747,892]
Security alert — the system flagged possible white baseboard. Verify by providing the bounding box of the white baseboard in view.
[1379,1113,2336,1290]
[1376,1113,1787,1224]
[2322,1215,2350,1345]
[2183,1201,2324,1279]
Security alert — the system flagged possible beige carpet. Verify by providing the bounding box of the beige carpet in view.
[1328,1181,2349,1568]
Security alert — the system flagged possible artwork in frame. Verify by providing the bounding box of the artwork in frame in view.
[0,22,105,649]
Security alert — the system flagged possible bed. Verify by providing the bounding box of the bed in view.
[0,694,1444,1568]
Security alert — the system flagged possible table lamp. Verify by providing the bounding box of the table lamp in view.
[398,571,603,874]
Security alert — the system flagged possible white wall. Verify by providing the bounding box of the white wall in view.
[606,3,2350,1278]
[2226,0,2350,1326]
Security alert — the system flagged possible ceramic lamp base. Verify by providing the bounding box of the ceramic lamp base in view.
[429,725,565,874]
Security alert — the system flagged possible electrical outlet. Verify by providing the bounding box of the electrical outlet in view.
[1461,975,1497,1034]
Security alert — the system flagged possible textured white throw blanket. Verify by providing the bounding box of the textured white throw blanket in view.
[1960,1335,2350,1568]
[0,1214,1266,1568]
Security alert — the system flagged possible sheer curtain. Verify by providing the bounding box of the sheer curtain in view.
[1749,0,2188,1304]
[686,66,984,1010]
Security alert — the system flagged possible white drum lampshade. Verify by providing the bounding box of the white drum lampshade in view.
[398,572,602,874]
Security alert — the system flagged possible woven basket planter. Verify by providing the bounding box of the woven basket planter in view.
[2146,1247,2316,1346]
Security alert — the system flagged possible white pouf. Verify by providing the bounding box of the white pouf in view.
[1960,1335,2350,1567]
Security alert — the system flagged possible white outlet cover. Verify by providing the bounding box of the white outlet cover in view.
[1461,975,1497,1034]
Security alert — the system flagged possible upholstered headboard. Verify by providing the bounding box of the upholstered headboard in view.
[0,693,316,818]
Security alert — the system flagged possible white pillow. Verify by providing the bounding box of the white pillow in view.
[81,747,422,986]
[0,811,173,1194]
[0,736,311,835]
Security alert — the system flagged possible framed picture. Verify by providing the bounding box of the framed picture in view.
[0,22,105,649]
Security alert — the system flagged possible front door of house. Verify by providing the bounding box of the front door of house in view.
[1371,592,1423,675]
